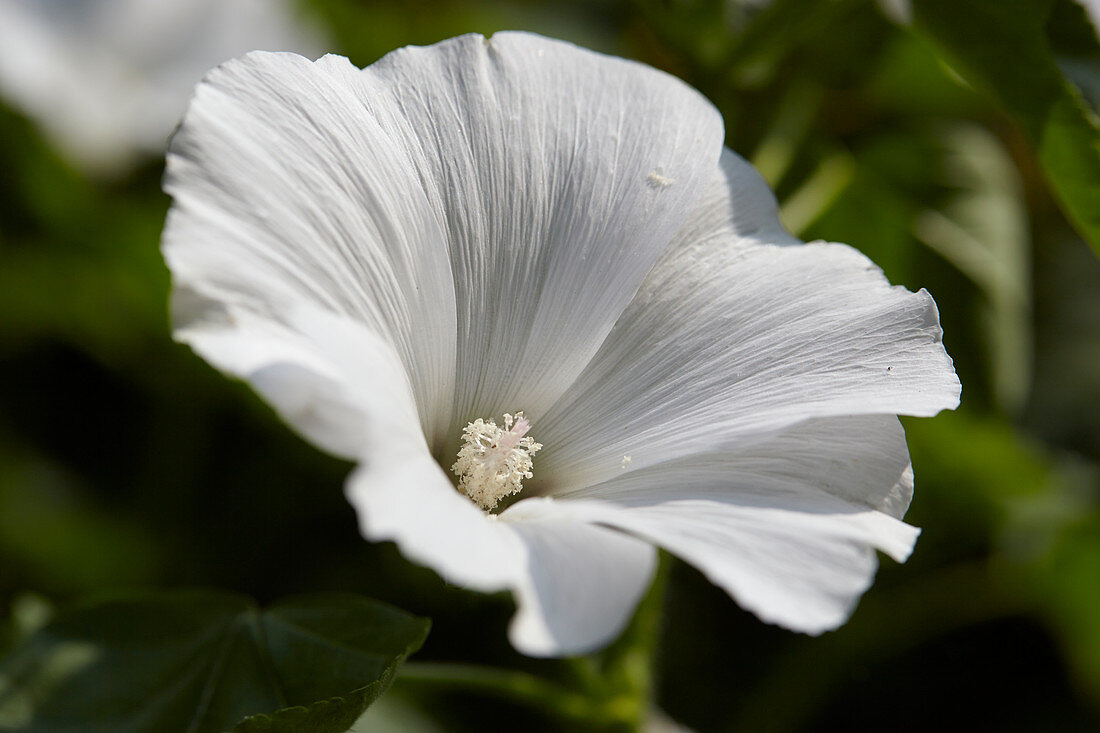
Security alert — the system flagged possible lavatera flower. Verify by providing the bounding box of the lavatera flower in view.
[162,32,960,657]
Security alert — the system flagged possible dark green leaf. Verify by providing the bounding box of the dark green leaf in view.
[0,590,429,733]
[912,0,1100,256]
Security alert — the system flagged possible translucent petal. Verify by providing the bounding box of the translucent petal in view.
[165,34,725,450]
[538,416,921,633]
[538,150,959,489]
[163,50,458,444]
[501,500,657,656]
[564,414,917,520]
[345,452,525,593]
[174,293,425,464]
[363,32,724,432]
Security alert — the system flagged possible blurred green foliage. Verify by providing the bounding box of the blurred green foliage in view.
[1,0,1099,730]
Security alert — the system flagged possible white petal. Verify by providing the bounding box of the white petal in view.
[500,500,657,656]
[163,50,458,445]
[566,414,917,521]
[345,453,525,593]
[0,0,324,174]
[363,32,725,427]
[539,416,921,633]
[675,147,801,250]
[538,151,960,488]
[347,468,656,656]
[179,288,525,592]
[1082,0,1100,40]
[185,302,526,595]
[163,38,722,657]
[174,291,425,463]
[165,34,725,448]
[568,498,905,634]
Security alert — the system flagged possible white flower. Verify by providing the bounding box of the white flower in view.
[0,0,324,175]
[161,32,961,657]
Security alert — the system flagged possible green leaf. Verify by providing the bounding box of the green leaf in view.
[911,0,1100,256]
[0,590,429,733]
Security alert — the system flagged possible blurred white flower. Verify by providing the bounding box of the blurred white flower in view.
[0,0,324,175]
[876,0,913,25]
[161,32,960,656]
[1081,0,1100,38]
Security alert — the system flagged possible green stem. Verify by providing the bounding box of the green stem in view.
[397,662,631,727]
[596,551,672,730]
[397,555,673,731]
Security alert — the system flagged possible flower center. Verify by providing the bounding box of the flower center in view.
[451,412,543,511]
